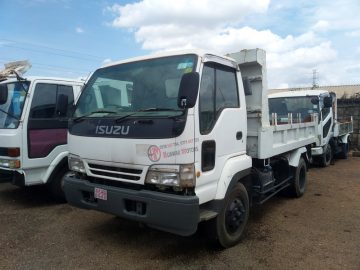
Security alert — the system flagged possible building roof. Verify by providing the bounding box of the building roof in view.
[269,89,329,98]
[269,85,360,99]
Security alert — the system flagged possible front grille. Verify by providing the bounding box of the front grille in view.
[87,163,143,181]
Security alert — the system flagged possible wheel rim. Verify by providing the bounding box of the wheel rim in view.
[225,198,246,234]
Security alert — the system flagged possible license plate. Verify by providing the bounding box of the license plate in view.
[94,187,107,201]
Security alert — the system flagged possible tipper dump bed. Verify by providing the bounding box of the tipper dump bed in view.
[228,49,317,159]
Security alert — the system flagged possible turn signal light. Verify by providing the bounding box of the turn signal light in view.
[8,148,20,157]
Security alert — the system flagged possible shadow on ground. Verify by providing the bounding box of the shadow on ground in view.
[0,183,60,208]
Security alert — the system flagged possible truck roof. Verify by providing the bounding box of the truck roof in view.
[1,76,84,85]
[268,89,330,98]
[101,49,237,69]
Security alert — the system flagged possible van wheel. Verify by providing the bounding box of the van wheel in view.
[320,144,332,167]
[286,157,307,198]
[48,167,70,203]
[209,183,249,248]
[338,139,350,159]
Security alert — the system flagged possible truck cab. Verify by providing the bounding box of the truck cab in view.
[0,76,83,200]
[64,49,317,247]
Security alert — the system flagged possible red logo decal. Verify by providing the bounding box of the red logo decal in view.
[148,145,161,162]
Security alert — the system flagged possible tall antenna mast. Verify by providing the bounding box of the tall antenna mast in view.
[312,69,319,89]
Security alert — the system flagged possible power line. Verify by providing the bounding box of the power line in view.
[0,38,105,60]
[1,43,102,63]
[0,58,90,74]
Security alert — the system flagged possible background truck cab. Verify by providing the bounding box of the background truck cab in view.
[0,75,83,201]
[268,90,353,166]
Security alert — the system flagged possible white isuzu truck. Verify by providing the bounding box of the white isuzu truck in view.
[268,90,353,166]
[63,49,318,247]
[0,62,83,201]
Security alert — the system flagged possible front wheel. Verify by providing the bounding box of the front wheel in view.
[320,144,332,167]
[48,168,72,203]
[209,183,250,248]
[338,138,350,159]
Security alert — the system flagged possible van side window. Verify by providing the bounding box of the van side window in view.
[215,67,239,113]
[199,65,215,134]
[58,85,74,117]
[30,83,74,118]
[321,107,330,120]
[199,63,239,134]
[30,84,57,118]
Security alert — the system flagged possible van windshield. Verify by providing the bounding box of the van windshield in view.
[74,54,197,119]
[0,81,30,129]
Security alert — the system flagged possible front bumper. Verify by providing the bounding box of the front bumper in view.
[64,175,199,236]
[0,169,25,186]
[311,146,324,156]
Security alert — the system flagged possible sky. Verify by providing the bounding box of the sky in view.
[1,0,360,89]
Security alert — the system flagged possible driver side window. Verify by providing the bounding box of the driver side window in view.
[199,63,239,134]
[321,107,330,120]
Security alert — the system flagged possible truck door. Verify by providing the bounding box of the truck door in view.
[24,82,74,183]
[321,104,333,145]
[194,61,246,201]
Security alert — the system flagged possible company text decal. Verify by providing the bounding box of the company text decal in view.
[145,138,199,162]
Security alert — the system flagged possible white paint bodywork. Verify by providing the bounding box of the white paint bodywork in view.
[68,49,317,204]
[269,89,353,157]
[229,49,317,160]
[0,77,83,185]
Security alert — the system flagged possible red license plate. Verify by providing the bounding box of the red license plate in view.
[94,187,107,201]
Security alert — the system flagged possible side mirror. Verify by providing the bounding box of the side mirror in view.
[177,72,199,109]
[323,96,333,108]
[56,94,69,117]
[0,84,8,105]
[311,97,319,105]
[242,77,252,96]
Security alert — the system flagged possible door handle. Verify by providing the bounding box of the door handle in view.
[236,131,242,140]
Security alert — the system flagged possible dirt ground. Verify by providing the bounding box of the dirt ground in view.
[0,157,359,270]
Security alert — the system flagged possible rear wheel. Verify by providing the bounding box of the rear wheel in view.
[209,183,250,248]
[285,157,307,197]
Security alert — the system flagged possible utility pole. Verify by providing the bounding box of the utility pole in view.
[312,69,319,89]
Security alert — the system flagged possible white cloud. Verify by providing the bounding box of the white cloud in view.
[106,0,360,88]
[75,27,84,33]
[109,0,269,28]
[345,30,360,37]
[312,20,330,32]
[102,58,112,65]
[311,0,360,31]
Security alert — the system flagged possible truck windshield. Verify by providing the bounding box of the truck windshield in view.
[0,81,30,129]
[269,96,319,122]
[74,54,197,119]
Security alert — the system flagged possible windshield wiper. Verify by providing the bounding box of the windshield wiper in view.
[0,108,20,121]
[140,108,181,112]
[115,108,182,123]
[73,110,117,123]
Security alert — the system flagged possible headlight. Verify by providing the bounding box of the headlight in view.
[145,164,195,188]
[0,159,20,169]
[68,154,86,173]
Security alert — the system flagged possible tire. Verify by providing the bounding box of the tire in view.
[208,183,250,248]
[338,138,350,159]
[320,144,332,167]
[285,157,307,198]
[48,167,71,203]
